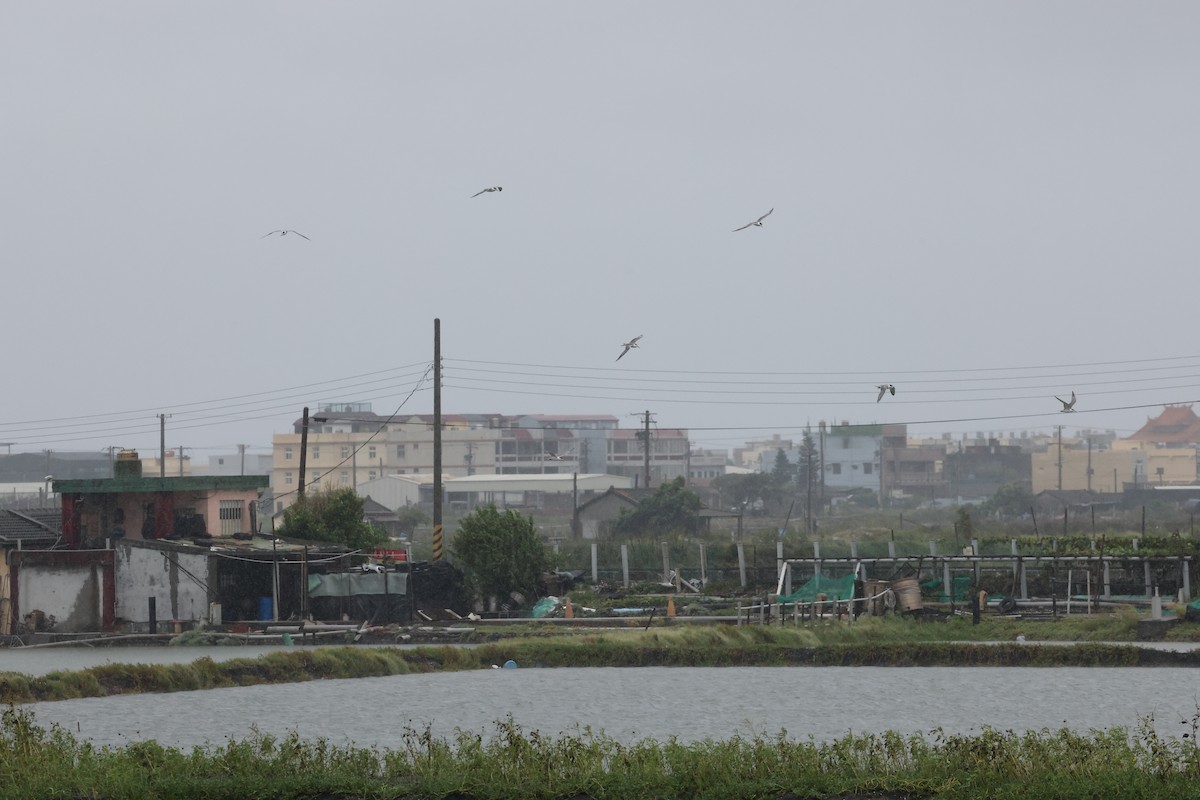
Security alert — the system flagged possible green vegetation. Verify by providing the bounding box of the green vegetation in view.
[6,620,1200,706]
[3,704,1200,799]
[276,487,388,549]
[614,476,703,536]
[451,504,550,606]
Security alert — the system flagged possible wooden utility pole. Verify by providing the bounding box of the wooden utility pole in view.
[432,319,443,560]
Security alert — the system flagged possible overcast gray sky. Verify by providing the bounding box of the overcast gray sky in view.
[3,2,1199,457]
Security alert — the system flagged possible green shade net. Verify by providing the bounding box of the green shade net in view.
[921,574,972,602]
[778,572,856,604]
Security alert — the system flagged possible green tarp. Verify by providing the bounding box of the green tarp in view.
[778,572,856,604]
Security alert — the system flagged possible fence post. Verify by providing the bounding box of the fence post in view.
[621,544,630,589]
[737,543,747,588]
[591,543,598,583]
[661,542,670,584]
[699,543,708,586]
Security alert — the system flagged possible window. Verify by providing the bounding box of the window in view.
[843,438,851,449]
[218,458,225,466]
[284,472,294,485]
[219,500,242,536]
[368,446,376,460]
[312,446,320,460]
[831,463,842,475]
[340,471,349,485]
[396,445,406,458]
[276,501,283,514]
[284,447,293,461]
[863,463,873,475]
[341,446,350,459]
[368,470,377,481]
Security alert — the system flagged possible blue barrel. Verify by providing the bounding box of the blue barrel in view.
[258,596,273,621]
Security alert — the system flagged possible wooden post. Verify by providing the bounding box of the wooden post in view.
[699,543,708,586]
[661,541,670,584]
[1144,560,1152,598]
[737,543,747,588]
[1183,557,1192,601]
[1103,560,1111,599]
[621,544,630,588]
[591,543,598,583]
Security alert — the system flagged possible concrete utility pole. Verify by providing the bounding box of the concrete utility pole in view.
[158,414,167,479]
[238,444,246,476]
[432,318,443,560]
[641,410,654,489]
[298,406,310,500]
[1056,425,1063,492]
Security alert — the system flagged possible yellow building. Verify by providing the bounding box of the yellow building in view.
[1032,443,1196,494]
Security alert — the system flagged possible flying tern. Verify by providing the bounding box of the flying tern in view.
[471,186,503,198]
[733,208,774,232]
[261,229,310,240]
[1056,391,1077,412]
[876,384,896,402]
[616,335,643,361]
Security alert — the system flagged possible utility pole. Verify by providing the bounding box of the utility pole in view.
[238,444,246,476]
[298,406,310,500]
[639,410,654,489]
[432,318,443,560]
[177,445,187,477]
[464,441,475,475]
[158,414,168,479]
[1056,425,1063,492]
[1086,435,1092,493]
[805,427,814,534]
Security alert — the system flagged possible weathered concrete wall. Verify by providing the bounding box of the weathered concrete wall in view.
[17,563,102,632]
[0,554,12,634]
[114,542,211,627]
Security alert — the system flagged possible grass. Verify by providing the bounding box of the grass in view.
[3,705,1200,799]
[4,618,1199,705]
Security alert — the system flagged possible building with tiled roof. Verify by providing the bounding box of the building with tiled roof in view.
[1125,405,1200,446]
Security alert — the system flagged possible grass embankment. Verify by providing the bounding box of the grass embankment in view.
[3,705,1200,800]
[3,619,1199,705]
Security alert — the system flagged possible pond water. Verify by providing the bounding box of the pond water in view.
[16,656,1200,751]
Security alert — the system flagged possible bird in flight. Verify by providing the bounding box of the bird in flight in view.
[1056,391,1077,412]
[471,186,503,198]
[733,208,774,232]
[261,230,310,240]
[616,335,643,361]
[876,384,896,402]
[545,449,575,461]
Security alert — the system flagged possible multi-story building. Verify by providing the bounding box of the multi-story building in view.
[270,405,690,513]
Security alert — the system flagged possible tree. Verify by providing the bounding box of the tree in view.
[613,476,702,536]
[276,487,387,550]
[393,505,429,535]
[450,504,550,605]
[772,448,795,488]
[712,472,775,515]
[983,482,1034,518]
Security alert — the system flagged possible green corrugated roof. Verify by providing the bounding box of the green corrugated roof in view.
[54,475,269,494]
[828,424,882,436]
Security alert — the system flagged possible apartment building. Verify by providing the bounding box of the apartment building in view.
[270,405,690,512]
